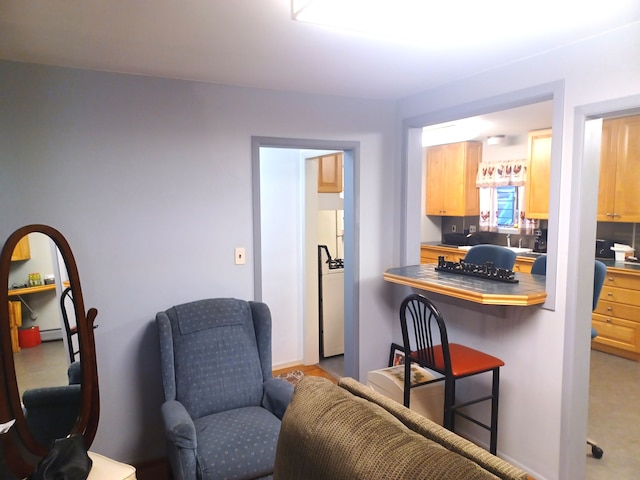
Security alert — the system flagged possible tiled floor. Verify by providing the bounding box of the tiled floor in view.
[319,354,344,379]
[13,339,68,396]
[587,350,640,479]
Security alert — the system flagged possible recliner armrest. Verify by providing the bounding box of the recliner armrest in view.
[262,378,294,420]
[161,400,197,449]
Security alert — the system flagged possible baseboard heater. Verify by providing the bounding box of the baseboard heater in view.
[40,328,62,342]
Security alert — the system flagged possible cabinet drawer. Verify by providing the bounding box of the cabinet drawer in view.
[594,300,640,321]
[420,247,463,264]
[602,271,640,290]
[513,260,532,273]
[599,285,640,306]
[592,313,640,353]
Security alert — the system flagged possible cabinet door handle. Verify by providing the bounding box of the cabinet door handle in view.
[607,292,613,296]
[606,213,614,217]
[608,277,614,282]
[605,318,612,323]
[607,307,613,311]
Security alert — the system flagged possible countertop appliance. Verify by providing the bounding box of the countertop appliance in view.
[318,245,344,358]
[533,229,547,253]
[596,239,616,259]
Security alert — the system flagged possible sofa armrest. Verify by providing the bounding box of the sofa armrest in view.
[161,400,197,449]
[262,378,294,420]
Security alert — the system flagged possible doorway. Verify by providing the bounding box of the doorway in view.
[578,105,640,479]
[251,137,360,379]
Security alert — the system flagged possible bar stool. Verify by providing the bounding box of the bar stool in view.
[399,293,504,454]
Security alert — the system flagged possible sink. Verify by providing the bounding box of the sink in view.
[457,245,533,254]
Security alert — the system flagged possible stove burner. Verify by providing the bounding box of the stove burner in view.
[328,258,344,269]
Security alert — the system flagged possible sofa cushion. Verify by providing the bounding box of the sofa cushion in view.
[274,376,502,480]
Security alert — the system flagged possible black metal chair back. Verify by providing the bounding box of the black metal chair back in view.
[60,286,79,363]
[399,293,451,405]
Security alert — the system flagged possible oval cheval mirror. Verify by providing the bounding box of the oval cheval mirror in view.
[0,225,99,478]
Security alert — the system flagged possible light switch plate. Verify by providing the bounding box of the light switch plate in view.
[451,225,456,232]
[469,225,476,233]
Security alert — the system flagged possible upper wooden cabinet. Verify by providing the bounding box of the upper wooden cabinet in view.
[425,141,481,216]
[597,115,640,222]
[316,153,343,193]
[525,129,552,219]
[11,235,30,261]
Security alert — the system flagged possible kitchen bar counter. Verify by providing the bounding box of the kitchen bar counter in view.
[384,264,547,306]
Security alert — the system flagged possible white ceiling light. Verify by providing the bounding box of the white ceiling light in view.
[292,0,628,48]
[487,135,507,146]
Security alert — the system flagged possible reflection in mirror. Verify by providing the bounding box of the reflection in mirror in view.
[8,232,80,448]
[0,225,99,479]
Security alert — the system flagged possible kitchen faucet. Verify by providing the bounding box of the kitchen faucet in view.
[506,234,511,248]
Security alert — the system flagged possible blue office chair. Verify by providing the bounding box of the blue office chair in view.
[463,245,516,270]
[530,255,607,458]
[530,255,547,275]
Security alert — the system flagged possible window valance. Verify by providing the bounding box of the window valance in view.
[476,159,527,187]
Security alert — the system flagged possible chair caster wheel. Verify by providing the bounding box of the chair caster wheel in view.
[592,445,604,459]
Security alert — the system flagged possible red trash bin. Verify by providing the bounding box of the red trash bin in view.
[18,326,42,348]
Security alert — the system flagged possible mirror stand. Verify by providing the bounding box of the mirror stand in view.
[0,225,100,478]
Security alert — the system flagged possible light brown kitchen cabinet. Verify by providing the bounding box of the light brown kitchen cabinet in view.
[420,245,465,264]
[316,152,343,193]
[597,115,640,222]
[525,129,552,219]
[425,141,481,216]
[592,268,640,361]
[11,235,30,261]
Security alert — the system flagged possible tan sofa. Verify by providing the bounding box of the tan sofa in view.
[274,376,529,480]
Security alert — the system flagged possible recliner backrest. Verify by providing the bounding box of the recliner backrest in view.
[159,298,265,419]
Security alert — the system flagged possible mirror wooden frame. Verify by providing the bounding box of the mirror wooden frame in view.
[0,225,99,477]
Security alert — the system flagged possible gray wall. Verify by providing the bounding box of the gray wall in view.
[397,22,640,480]
[0,61,397,463]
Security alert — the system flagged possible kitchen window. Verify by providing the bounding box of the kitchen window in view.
[496,186,518,227]
[477,159,527,231]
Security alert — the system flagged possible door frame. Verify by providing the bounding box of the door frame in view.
[251,137,360,378]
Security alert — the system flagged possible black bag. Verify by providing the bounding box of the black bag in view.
[29,435,92,480]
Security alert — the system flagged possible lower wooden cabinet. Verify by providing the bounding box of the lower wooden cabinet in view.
[420,245,534,273]
[592,269,640,360]
[420,245,464,264]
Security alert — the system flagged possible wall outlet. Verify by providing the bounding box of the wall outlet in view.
[451,225,457,232]
[234,247,246,265]
[469,225,477,233]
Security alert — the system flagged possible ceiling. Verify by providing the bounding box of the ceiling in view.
[1,1,639,101]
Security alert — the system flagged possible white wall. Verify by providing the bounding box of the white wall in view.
[0,61,397,464]
[259,147,304,367]
[397,22,640,480]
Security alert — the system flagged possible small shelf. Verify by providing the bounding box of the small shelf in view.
[8,284,57,297]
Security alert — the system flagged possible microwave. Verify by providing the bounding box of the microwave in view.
[596,239,616,259]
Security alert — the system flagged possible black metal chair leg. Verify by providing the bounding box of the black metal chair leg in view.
[489,367,500,455]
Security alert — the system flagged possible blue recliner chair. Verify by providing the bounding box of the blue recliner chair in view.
[156,298,294,480]
[22,361,82,446]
